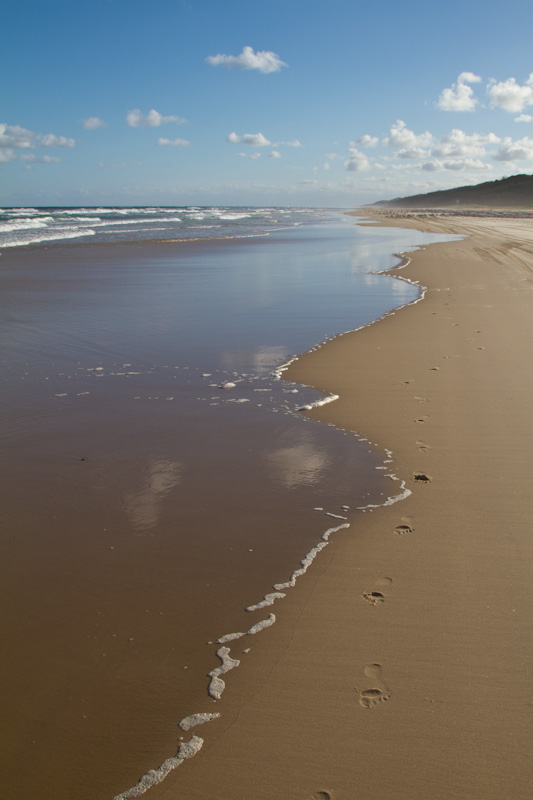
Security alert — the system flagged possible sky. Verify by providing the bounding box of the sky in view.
[2,0,533,207]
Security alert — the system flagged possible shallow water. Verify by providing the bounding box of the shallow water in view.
[0,214,458,799]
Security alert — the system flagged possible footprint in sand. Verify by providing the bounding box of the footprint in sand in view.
[310,793,332,800]
[416,440,431,452]
[395,515,414,535]
[358,663,391,708]
[415,415,429,424]
[414,396,429,403]
[363,577,392,605]
[395,524,414,535]
[413,472,432,484]
[362,591,385,605]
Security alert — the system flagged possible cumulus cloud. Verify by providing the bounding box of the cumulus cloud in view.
[351,134,378,148]
[0,123,75,149]
[383,120,433,149]
[157,137,190,146]
[442,158,491,171]
[0,124,34,149]
[126,109,186,127]
[437,72,482,111]
[515,114,533,123]
[421,160,441,172]
[81,117,107,129]
[269,150,282,158]
[418,157,491,172]
[487,74,533,113]
[275,139,301,147]
[344,147,370,172]
[206,45,287,73]
[395,146,430,159]
[227,131,271,146]
[432,129,500,158]
[493,136,533,161]
[41,133,75,147]
[0,122,74,164]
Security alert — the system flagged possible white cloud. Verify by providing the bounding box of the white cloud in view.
[0,123,37,149]
[421,160,441,172]
[432,129,500,158]
[0,123,75,149]
[19,152,61,165]
[275,139,301,147]
[416,157,492,172]
[437,72,482,111]
[269,150,282,158]
[250,152,262,160]
[493,136,533,161]
[81,117,107,130]
[325,153,338,160]
[487,74,533,113]
[515,114,533,123]
[442,158,492,171]
[157,137,190,146]
[383,120,433,148]
[227,131,271,146]
[0,123,74,164]
[395,146,429,159]
[344,147,370,172]
[40,133,75,147]
[206,45,287,73]
[351,134,378,148]
[126,109,186,127]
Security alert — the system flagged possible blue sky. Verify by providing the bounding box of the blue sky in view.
[2,0,533,207]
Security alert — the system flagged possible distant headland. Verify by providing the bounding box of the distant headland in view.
[372,173,533,209]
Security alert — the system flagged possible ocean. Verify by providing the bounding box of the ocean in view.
[0,207,457,799]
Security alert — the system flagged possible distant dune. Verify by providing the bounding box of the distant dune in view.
[372,173,533,208]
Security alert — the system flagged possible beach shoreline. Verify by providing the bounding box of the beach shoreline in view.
[2,214,433,800]
[150,208,533,799]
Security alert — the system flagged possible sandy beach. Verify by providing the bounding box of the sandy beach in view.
[148,210,533,800]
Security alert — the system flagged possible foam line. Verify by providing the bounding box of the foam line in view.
[178,713,221,731]
[112,736,203,799]
[273,523,350,591]
[246,614,276,635]
[207,647,241,700]
[297,394,339,411]
[216,613,277,643]
[245,592,286,612]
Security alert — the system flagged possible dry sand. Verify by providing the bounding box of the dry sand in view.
[144,210,533,800]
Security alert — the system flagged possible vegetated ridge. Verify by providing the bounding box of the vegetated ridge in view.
[372,174,533,208]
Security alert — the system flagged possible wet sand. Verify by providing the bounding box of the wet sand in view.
[150,210,533,800]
